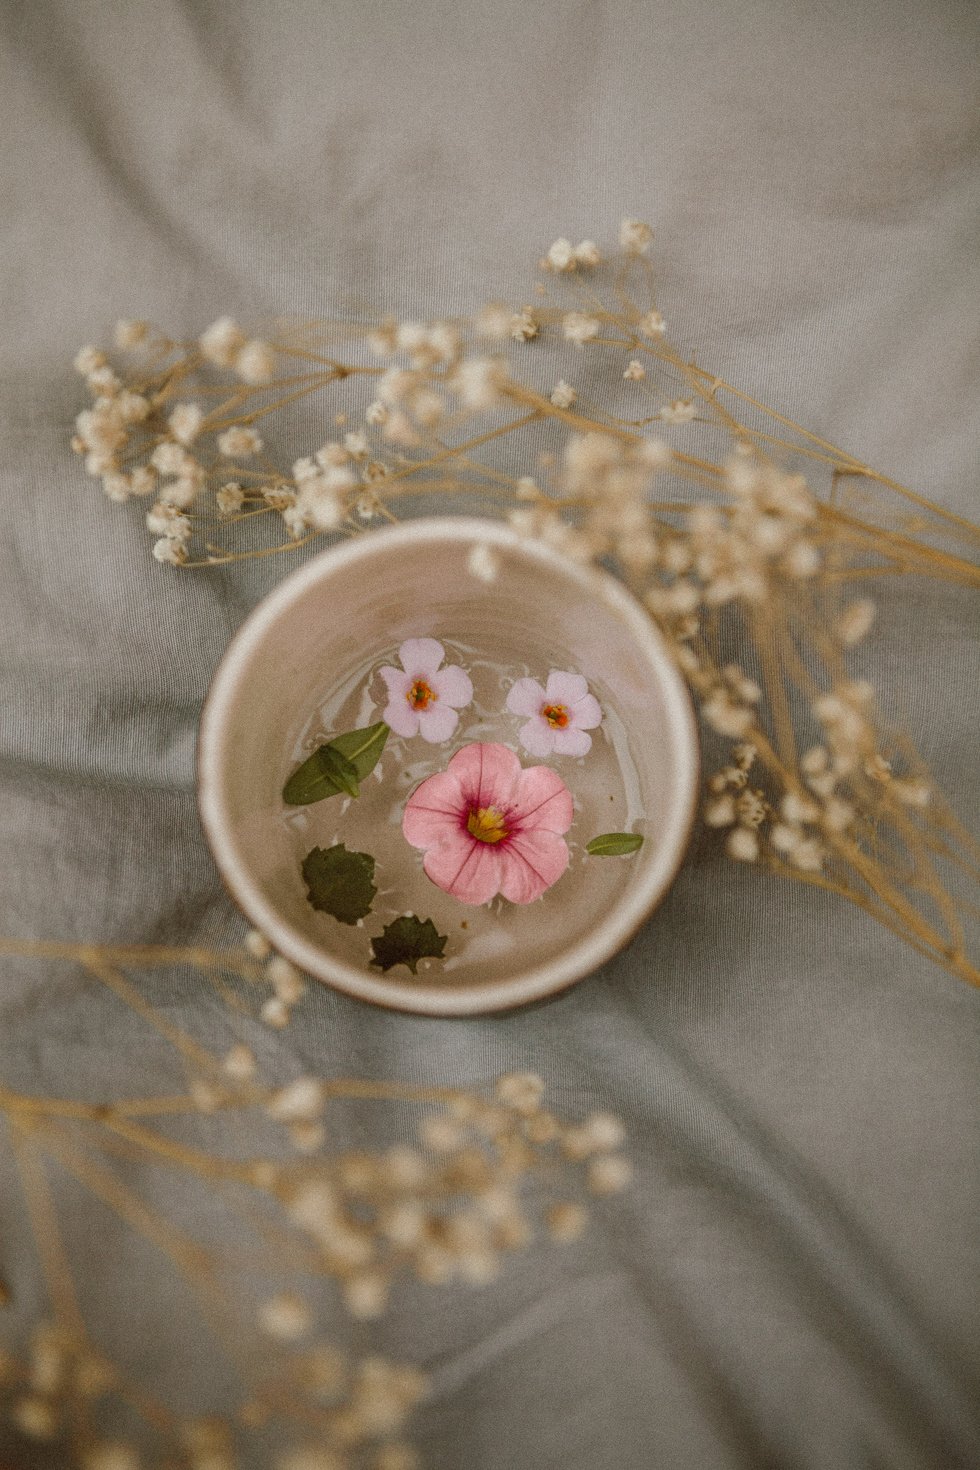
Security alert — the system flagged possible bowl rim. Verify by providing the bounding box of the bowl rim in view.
[197,516,700,1015]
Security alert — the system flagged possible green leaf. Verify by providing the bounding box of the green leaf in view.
[585,832,645,856]
[302,844,377,925]
[370,915,447,975]
[283,722,389,805]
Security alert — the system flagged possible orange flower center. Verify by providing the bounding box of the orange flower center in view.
[408,679,436,710]
[542,702,570,729]
[466,806,509,844]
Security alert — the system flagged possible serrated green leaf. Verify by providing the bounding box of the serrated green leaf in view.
[302,844,377,925]
[585,832,644,856]
[370,915,447,975]
[283,722,389,806]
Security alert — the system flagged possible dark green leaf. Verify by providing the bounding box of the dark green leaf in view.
[283,722,388,805]
[370,915,447,975]
[328,721,390,782]
[302,844,377,925]
[585,832,644,856]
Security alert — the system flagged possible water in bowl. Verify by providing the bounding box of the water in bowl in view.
[279,638,646,989]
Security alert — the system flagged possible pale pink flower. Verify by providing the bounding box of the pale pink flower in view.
[506,672,602,757]
[379,638,473,742]
[403,743,573,905]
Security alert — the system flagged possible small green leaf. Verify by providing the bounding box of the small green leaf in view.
[302,844,377,925]
[328,721,389,782]
[370,915,447,975]
[585,832,645,856]
[283,722,389,805]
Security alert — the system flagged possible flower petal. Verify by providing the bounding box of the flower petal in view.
[402,771,466,849]
[431,664,473,709]
[379,665,412,698]
[545,670,590,706]
[398,637,445,676]
[569,693,603,730]
[516,717,556,758]
[446,742,522,809]
[513,764,574,833]
[506,677,546,717]
[417,704,460,744]
[553,726,592,757]
[423,833,502,904]
[498,828,570,903]
[383,696,420,739]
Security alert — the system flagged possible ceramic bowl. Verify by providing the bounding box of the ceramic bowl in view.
[197,517,698,1015]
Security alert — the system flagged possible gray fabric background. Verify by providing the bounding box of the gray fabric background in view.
[1,1,978,1466]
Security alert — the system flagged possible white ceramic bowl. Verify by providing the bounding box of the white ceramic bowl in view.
[197,517,698,1015]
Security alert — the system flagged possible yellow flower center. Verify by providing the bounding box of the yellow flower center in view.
[542,702,570,729]
[408,679,436,710]
[466,806,509,844]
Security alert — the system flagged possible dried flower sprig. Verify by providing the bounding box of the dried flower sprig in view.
[68,222,980,985]
[0,935,629,1468]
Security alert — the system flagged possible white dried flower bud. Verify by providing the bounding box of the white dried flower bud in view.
[222,1044,256,1082]
[453,356,507,410]
[705,795,737,828]
[260,996,290,1029]
[101,473,131,503]
[639,309,666,338]
[836,599,876,646]
[217,426,262,458]
[892,778,930,808]
[467,543,499,584]
[152,536,187,566]
[421,1115,465,1152]
[268,1077,323,1123]
[781,792,818,825]
[168,403,204,446]
[365,400,388,426]
[236,339,275,384]
[150,441,189,475]
[216,482,245,517]
[81,1442,141,1470]
[790,837,824,872]
[726,827,759,862]
[87,366,121,395]
[343,1272,389,1320]
[545,237,576,271]
[619,218,653,255]
[474,302,513,338]
[550,380,577,409]
[267,955,304,1003]
[129,466,157,497]
[412,388,445,426]
[510,309,539,341]
[623,359,646,381]
[587,1154,633,1195]
[783,540,820,578]
[200,316,246,367]
[258,1292,311,1341]
[245,929,270,959]
[344,430,369,458]
[563,312,601,346]
[515,476,539,500]
[116,391,150,423]
[74,345,108,375]
[495,1071,545,1114]
[573,239,601,267]
[661,398,696,424]
[114,319,149,350]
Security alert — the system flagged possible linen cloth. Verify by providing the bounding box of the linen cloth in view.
[1,1,978,1466]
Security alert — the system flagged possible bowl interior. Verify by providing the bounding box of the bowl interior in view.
[198,520,698,1013]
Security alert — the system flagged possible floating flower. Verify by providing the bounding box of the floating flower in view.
[379,638,473,742]
[506,672,602,757]
[403,743,573,904]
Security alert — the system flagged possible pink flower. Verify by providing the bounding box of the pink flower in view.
[379,638,474,742]
[402,742,574,905]
[506,671,602,757]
